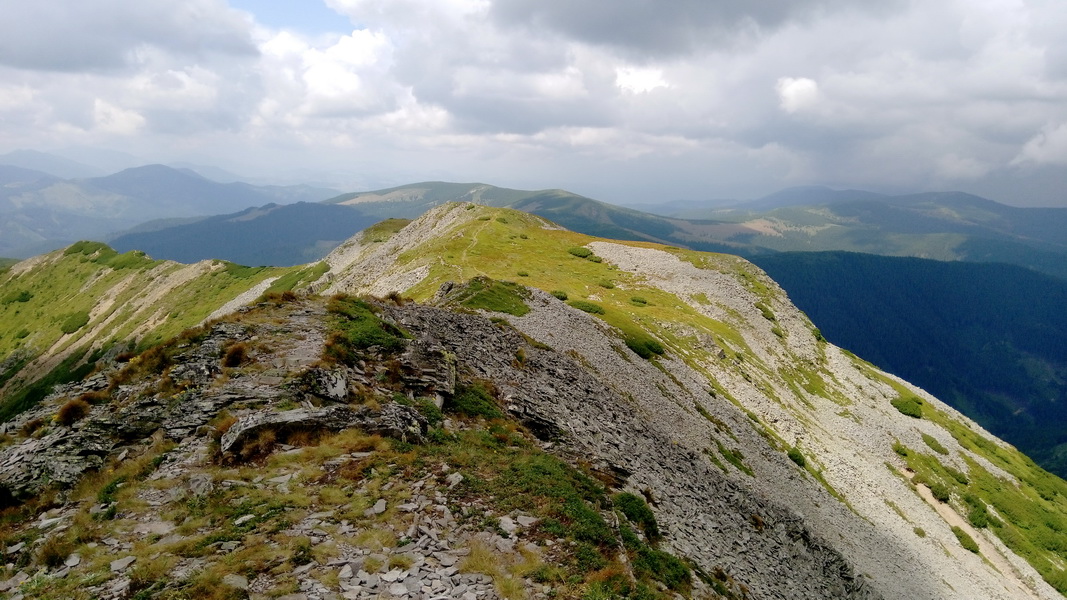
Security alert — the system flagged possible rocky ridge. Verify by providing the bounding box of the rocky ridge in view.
[0,203,1063,599]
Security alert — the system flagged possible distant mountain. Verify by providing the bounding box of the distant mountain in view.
[0,149,103,179]
[326,181,767,255]
[643,187,1067,280]
[753,251,1067,477]
[110,202,377,266]
[0,164,340,258]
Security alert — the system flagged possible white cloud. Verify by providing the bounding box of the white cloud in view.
[93,99,146,135]
[1014,122,1067,166]
[776,77,820,114]
[615,67,668,94]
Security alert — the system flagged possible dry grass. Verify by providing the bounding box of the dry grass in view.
[354,527,396,552]
[55,397,91,426]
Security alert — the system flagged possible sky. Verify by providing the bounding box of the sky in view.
[1,0,1067,206]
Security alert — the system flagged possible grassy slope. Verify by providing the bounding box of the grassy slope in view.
[753,251,1067,477]
[346,204,1067,594]
[0,242,303,419]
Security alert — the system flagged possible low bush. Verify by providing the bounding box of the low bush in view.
[952,526,980,553]
[922,433,949,455]
[60,311,90,334]
[787,447,806,467]
[222,342,249,367]
[629,296,648,306]
[614,492,660,541]
[446,383,502,419]
[891,396,923,419]
[568,300,605,315]
[551,290,568,301]
[55,398,91,426]
[624,335,664,359]
[568,247,593,258]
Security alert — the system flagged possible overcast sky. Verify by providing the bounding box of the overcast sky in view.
[1,0,1066,206]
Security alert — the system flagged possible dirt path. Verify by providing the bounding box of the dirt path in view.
[914,481,1042,600]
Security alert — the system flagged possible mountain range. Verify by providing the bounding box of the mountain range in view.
[0,162,339,258]
[2,204,1066,599]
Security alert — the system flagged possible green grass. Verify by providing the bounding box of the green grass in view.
[445,382,503,419]
[324,295,409,361]
[568,300,605,314]
[922,433,949,455]
[449,277,531,316]
[952,526,980,554]
[362,218,412,242]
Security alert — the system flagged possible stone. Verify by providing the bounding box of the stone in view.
[222,574,249,590]
[65,553,81,567]
[445,473,463,488]
[498,516,517,534]
[339,564,353,579]
[235,514,256,526]
[187,473,214,497]
[110,556,136,572]
[516,515,539,528]
[389,582,409,596]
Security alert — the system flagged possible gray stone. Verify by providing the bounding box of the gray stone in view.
[110,556,136,572]
[222,574,249,590]
[64,553,81,567]
[235,514,256,526]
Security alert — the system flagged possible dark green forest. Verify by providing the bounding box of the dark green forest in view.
[753,252,1067,477]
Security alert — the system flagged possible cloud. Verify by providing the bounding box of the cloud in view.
[776,77,820,113]
[0,0,257,72]
[0,0,1066,205]
[1014,123,1067,167]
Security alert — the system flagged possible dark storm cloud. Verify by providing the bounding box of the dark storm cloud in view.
[488,0,904,58]
[0,0,257,72]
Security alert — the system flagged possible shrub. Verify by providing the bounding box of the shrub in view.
[568,247,593,258]
[36,536,74,568]
[60,311,90,334]
[787,447,806,468]
[624,335,664,359]
[1,290,32,304]
[222,342,249,367]
[324,296,408,363]
[20,417,45,436]
[922,433,949,455]
[516,271,529,277]
[597,279,615,289]
[952,526,980,553]
[568,300,605,314]
[56,398,91,426]
[928,481,951,503]
[550,290,568,301]
[629,296,648,306]
[614,492,660,541]
[914,527,926,537]
[891,396,923,419]
[446,383,502,419]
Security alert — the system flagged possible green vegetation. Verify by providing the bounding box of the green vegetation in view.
[891,396,923,419]
[550,290,568,301]
[787,447,806,467]
[922,433,949,455]
[1,290,32,304]
[951,526,980,554]
[449,277,531,316]
[624,335,664,359]
[263,262,329,296]
[59,311,90,334]
[629,296,648,306]
[613,493,660,541]
[445,382,503,419]
[324,295,409,363]
[892,431,1067,593]
[363,218,412,242]
[715,440,753,476]
[568,300,605,315]
[568,247,593,259]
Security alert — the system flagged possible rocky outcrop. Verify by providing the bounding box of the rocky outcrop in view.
[220,403,428,457]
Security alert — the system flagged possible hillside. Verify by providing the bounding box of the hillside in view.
[2,205,1065,598]
[109,202,378,267]
[0,244,328,423]
[752,251,1067,477]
